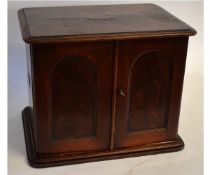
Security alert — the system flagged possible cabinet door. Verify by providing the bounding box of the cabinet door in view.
[31,41,114,153]
[114,37,188,148]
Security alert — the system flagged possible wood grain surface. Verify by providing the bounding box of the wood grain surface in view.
[18,4,196,44]
[19,4,196,167]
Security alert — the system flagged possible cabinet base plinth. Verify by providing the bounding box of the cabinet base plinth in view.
[22,107,184,168]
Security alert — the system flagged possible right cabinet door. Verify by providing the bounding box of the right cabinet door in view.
[114,37,189,148]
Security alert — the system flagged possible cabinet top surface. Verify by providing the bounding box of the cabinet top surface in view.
[18,4,196,44]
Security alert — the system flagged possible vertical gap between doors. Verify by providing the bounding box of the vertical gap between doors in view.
[110,40,119,150]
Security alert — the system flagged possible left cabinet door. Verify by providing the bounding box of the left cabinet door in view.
[31,41,114,154]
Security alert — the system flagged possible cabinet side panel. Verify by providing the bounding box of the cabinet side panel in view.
[25,44,36,136]
[127,51,171,133]
[25,44,33,108]
[50,57,97,140]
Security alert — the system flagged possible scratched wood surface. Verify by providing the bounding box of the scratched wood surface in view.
[18,4,196,43]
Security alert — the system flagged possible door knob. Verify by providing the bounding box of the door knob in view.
[119,89,126,96]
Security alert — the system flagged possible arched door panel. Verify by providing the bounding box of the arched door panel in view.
[127,51,171,133]
[114,38,184,148]
[50,57,97,140]
[32,42,114,153]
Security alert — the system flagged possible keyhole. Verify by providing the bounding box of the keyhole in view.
[119,89,126,96]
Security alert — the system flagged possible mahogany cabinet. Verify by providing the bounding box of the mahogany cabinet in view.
[18,4,196,167]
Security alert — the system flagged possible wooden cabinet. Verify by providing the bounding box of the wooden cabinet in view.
[18,4,196,167]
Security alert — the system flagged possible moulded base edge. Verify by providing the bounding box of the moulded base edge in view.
[22,106,184,168]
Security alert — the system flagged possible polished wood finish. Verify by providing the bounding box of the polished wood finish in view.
[18,4,196,168]
[114,37,189,148]
[30,42,114,154]
[22,107,184,168]
[18,4,196,44]
[50,56,97,140]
